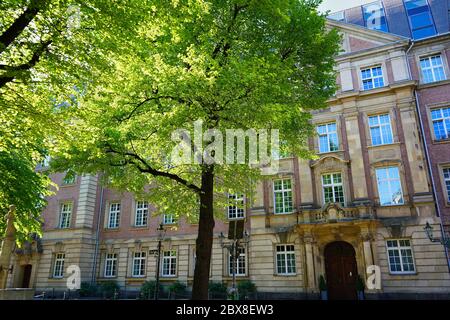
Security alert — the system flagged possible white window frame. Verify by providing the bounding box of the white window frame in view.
[375,167,404,206]
[162,250,177,277]
[135,201,149,227]
[227,193,245,220]
[59,203,72,229]
[317,122,339,153]
[163,213,177,225]
[132,251,146,277]
[386,239,416,274]
[104,253,117,278]
[420,55,447,84]
[276,245,296,275]
[108,203,121,229]
[443,167,450,203]
[53,253,65,278]
[368,114,394,146]
[361,65,385,90]
[322,173,345,205]
[228,247,246,277]
[273,179,293,214]
[431,107,450,141]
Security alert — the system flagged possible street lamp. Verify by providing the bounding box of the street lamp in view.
[424,222,450,248]
[154,223,166,300]
[219,230,250,300]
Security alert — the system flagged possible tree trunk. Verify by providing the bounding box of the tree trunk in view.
[192,165,215,300]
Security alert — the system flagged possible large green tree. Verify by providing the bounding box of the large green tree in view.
[52,0,340,299]
[0,0,148,241]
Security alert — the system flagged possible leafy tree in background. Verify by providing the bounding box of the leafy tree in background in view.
[0,0,149,241]
[52,0,340,299]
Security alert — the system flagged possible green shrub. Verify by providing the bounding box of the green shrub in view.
[169,281,186,294]
[100,281,119,299]
[208,281,227,294]
[319,275,327,291]
[79,282,97,297]
[140,280,161,299]
[237,280,256,299]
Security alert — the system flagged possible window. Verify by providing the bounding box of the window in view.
[104,253,117,278]
[62,172,76,185]
[431,107,450,141]
[363,1,389,32]
[443,168,450,203]
[273,179,293,214]
[53,253,65,278]
[376,167,404,206]
[162,250,177,277]
[276,245,296,275]
[227,194,245,219]
[322,173,345,205]
[132,252,146,277]
[135,201,149,227]
[404,0,436,39]
[108,203,121,229]
[317,123,339,153]
[386,239,416,274]
[163,213,177,225]
[361,66,384,90]
[59,203,72,229]
[327,11,345,22]
[229,247,246,276]
[420,55,446,83]
[369,114,394,146]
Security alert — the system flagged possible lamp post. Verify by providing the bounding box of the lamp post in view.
[219,230,250,300]
[154,223,166,300]
[424,222,450,248]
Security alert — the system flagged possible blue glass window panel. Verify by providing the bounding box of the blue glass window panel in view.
[420,58,431,68]
[431,55,442,66]
[369,116,379,126]
[329,133,339,151]
[379,114,390,124]
[373,77,384,88]
[317,125,326,135]
[371,127,382,145]
[381,125,393,143]
[422,69,434,83]
[433,121,446,140]
[443,108,450,117]
[327,123,336,132]
[389,167,400,179]
[435,67,446,81]
[404,0,427,10]
[410,11,434,29]
[319,136,328,153]
[412,26,436,39]
[431,109,441,120]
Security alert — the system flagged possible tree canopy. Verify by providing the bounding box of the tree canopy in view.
[49,0,340,299]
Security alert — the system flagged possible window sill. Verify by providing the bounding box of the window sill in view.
[317,150,344,156]
[273,212,295,216]
[417,78,450,89]
[104,227,120,232]
[48,277,64,280]
[274,274,297,277]
[388,272,417,276]
[367,142,400,149]
[126,277,146,282]
[431,138,450,145]
[132,225,149,229]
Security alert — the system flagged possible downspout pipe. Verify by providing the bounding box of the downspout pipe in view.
[406,40,450,269]
[91,180,104,284]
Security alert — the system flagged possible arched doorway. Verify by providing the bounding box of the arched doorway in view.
[324,241,357,300]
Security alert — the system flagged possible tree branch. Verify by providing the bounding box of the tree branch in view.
[0,39,52,89]
[0,0,46,55]
[104,143,202,194]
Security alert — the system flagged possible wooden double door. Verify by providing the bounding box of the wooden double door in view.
[324,241,358,300]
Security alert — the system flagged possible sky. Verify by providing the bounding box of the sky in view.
[319,0,376,13]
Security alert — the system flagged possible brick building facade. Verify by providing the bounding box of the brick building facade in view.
[3,2,450,300]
